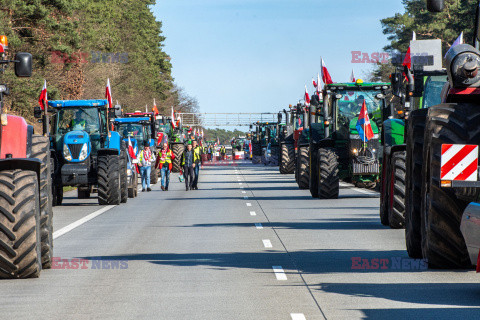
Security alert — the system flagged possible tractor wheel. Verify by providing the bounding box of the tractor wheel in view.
[77,188,91,199]
[421,104,480,268]
[280,143,295,174]
[0,170,41,279]
[317,148,339,199]
[120,143,128,203]
[98,154,121,205]
[389,151,406,229]
[31,135,53,269]
[53,184,63,206]
[172,144,184,173]
[309,147,319,198]
[405,109,427,258]
[379,151,391,226]
[150,167,159,185]
[270,145,279,166]
[297,146,309,189]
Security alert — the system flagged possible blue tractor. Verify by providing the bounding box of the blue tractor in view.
[113,117,157,196]
[48,99,128,205]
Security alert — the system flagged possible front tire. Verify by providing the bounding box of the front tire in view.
[389,151,406,229]
[98,154,121,205]
[297,146,309,189]
[120,144,128,203]
[317,148,339,199]
[172,144,184,173]
[0,170,42,279]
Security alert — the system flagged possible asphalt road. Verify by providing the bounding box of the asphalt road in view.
[1,160,479,319]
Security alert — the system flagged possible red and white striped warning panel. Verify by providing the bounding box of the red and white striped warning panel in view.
[441,144,479,181]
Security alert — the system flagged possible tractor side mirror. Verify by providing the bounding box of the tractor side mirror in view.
[390,72,403,97]
[426,0,444,12]
[33,106,42,119]
[14,53,32,77]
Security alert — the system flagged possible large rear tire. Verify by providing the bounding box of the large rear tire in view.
[31,135,53,269]
[0,170,41,279]
[270,145,279,166]
[297,146,309,189]
[98,154,121,205]
[389,151,406,229]
[77,187,91,199]
[317,148,339,199]
[421,104,480,268]
[309,147,319,198]
[172,144,184,173]
[405,109,427,258]
[280,143,295,174]
[379,152,391,226]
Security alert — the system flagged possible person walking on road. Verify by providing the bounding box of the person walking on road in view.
[181,142,198,191]
[159,142,174,191]
[220,145,226,160]
[138,141,154,192]
[192,140,202,190]
[207,145,213,161]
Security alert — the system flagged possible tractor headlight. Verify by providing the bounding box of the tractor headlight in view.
[78,143,88,161]
[352,148,358,155]
[63,144,72,161]
[127,169,132,177]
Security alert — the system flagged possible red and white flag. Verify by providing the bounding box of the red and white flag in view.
[350,69,356,82]
[105,78,113,108]
[171,107,176,129]
[202,129,204,137]
[321,58,333,85]
[316,73,322,94]
[38,79,48,110]
[127,137,136,160]
[403,47,411,69]
[153,99,159,115]
[312,78,317,89]
[304,85,310,105]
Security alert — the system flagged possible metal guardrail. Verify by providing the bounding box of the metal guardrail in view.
[177,113,279,127]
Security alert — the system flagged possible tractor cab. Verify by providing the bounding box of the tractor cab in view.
[114,117,153,151]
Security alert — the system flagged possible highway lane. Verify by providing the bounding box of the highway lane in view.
[1,160,479,319]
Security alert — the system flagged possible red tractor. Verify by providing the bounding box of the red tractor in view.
[0,36,53,278]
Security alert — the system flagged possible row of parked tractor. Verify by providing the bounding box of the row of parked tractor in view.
[0,37,197,279]
[250,0,480,271]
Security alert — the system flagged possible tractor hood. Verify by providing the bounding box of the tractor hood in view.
[63,130,91,162]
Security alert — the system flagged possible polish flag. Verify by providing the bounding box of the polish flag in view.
[304,85,310,105]
[321,58,333,85]
[202,129,204,137]
[403,47,411,69]
[312,78,317,89]
[105,78,113,108]
[350,69,356,83]
[38,79,48,110]
[127,137,136,160]
[153,99,159,115]
[171,107,176,129]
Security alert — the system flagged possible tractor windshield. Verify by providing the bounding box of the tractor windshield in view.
[157,124,171,135]
[335,89,384,130]
[421,75,447,109]
[116,123,145,142]
[56,107,101,135]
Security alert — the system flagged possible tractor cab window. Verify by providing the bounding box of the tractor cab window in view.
[334,89,384,131]
[157,124,171,135]
[295,114,304,129]
[117,123,145,143]
[56,107,101,135]
[422,75,447,109]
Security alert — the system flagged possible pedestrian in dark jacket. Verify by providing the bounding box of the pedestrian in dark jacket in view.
[181,142,199,191]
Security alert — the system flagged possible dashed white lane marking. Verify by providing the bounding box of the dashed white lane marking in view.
[53,205,116,239]
[244,196,249,200]
[246,203,252,207]
[290,314,306,320]
[262,239,272,248]
[239,183,243,185]
[242,191,246,194]
[255,223,263,229]
[272,266,287,280]
[250,211,257,216]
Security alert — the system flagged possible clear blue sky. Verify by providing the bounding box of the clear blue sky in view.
[153,0,405,116]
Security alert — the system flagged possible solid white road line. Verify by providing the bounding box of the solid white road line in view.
[291,314,306,320]
[262,239,272,248]
[255,223,263,229]
[242,191,246,194]
[246,203,252,206]
[272,266,287,280]
[250,211,257,216]
[53,205,116,239]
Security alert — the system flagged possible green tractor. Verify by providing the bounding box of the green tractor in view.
[380,39,447,230]
[309,80,390,198]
